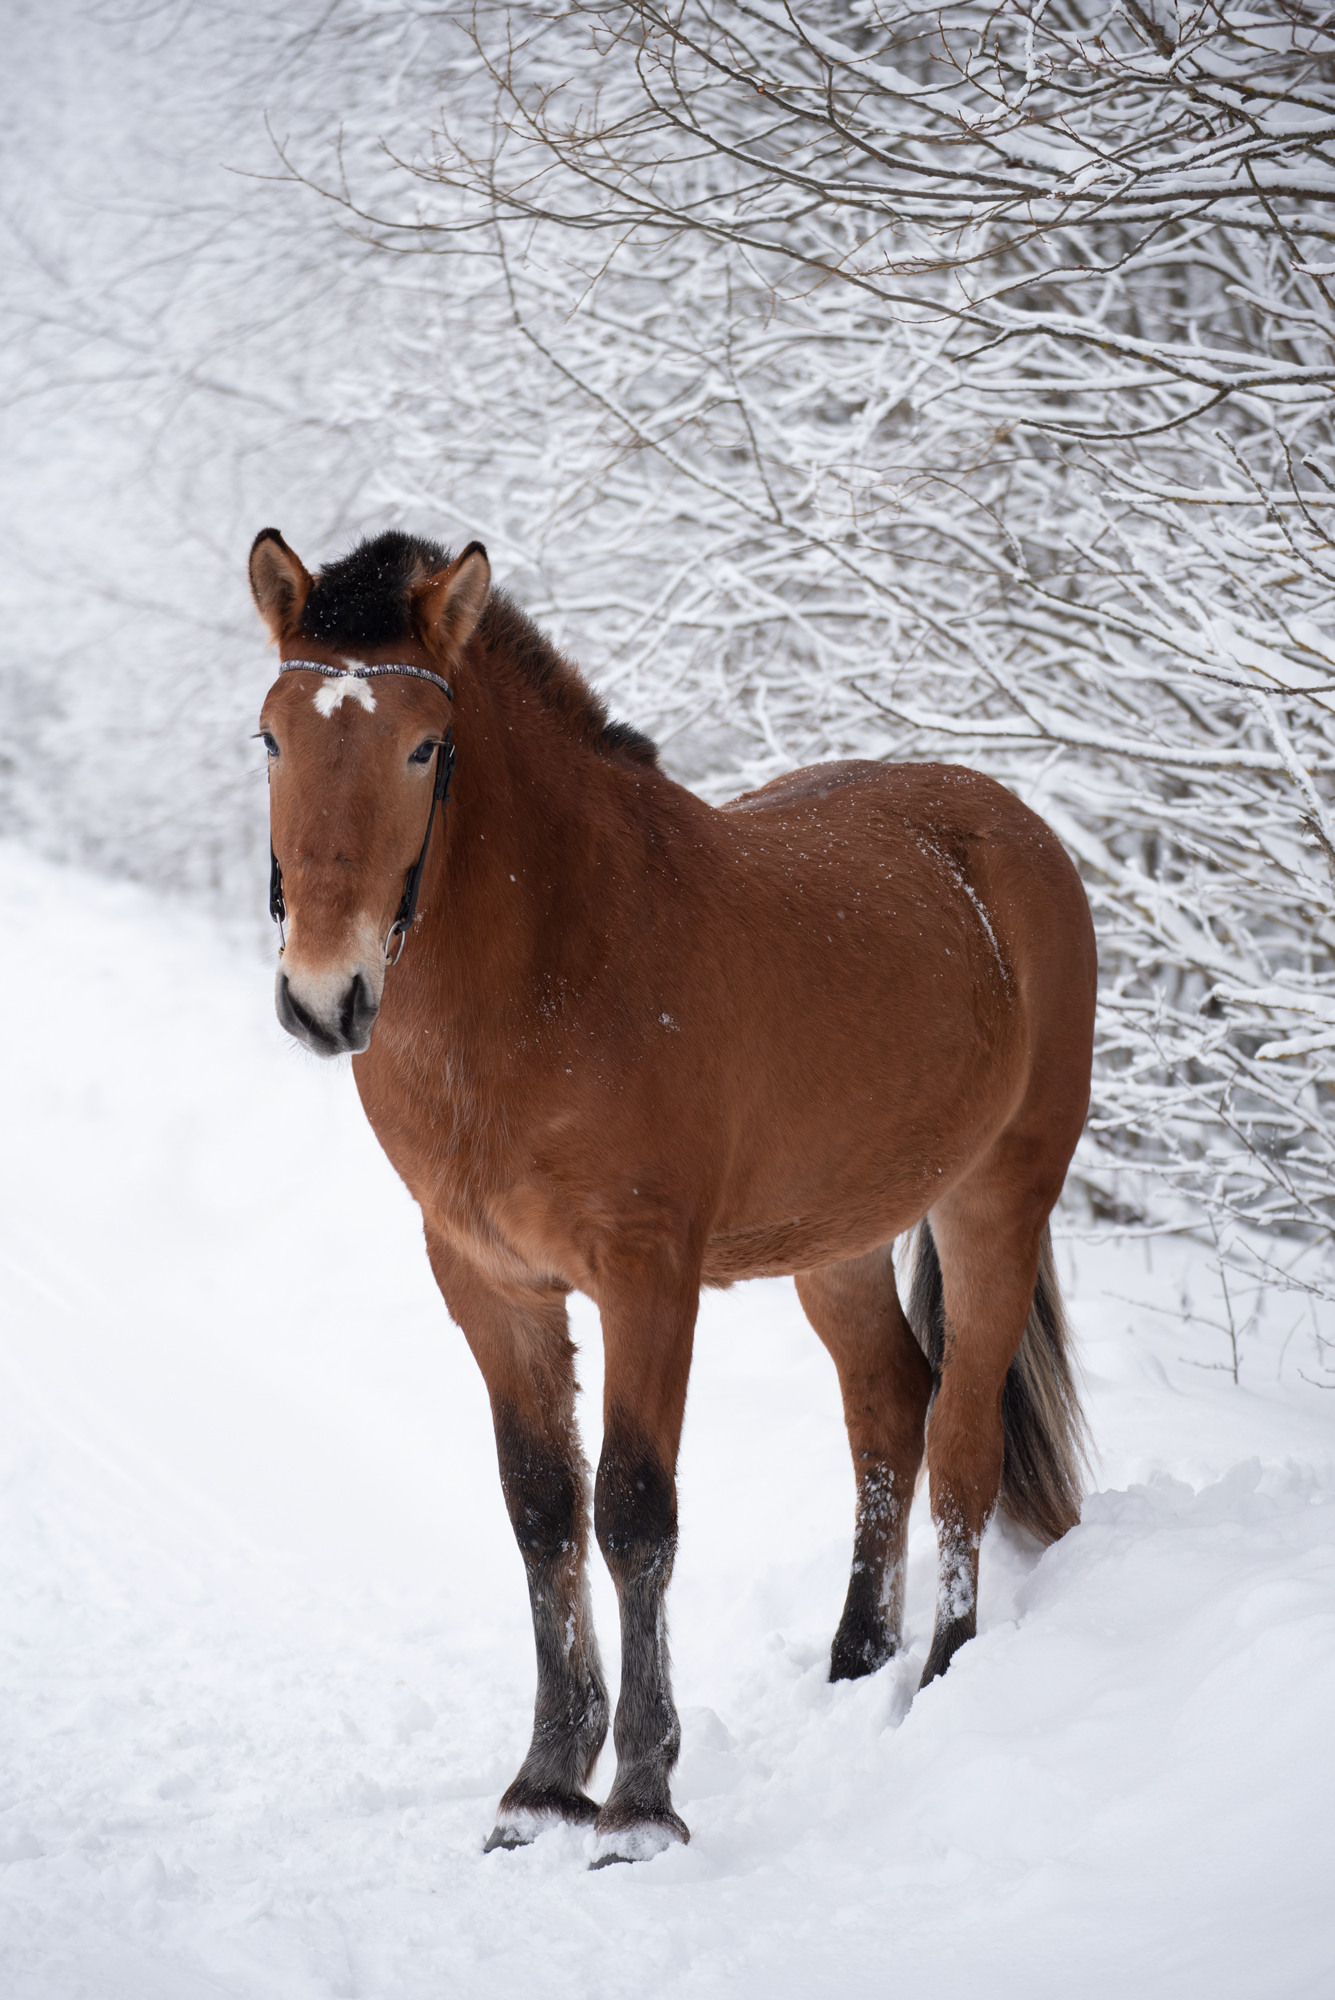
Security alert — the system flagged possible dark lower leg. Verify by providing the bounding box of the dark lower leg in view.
[920,1502,982,1686]
[592,1430,687,1861]
[486,1409,609,1848]
[918,1192,1041,1689]
[832,1456,918,1679]
[920,1375,1004,1689]
[796,1252,932,1682]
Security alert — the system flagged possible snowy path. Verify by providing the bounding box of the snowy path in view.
[1,845,1332,1999]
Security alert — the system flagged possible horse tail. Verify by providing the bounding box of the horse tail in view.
[905,1218,1087,1544]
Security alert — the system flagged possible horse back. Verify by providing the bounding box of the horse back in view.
[718,757,1093,1014]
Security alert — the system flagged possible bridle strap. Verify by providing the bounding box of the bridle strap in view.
[385,734,455,965]
[278,658,455,700]
[267,658,455,960]
[269,841,286,930]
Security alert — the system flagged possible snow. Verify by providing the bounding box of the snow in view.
[1,843,1333,1999]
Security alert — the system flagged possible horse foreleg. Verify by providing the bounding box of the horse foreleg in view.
[589,1257,697,1866]
[486,1400,609,1849]
[796,1245,933,1680]
[424,1236,608,1850]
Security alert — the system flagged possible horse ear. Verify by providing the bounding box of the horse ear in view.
[416,541,490,658]
[249,528,313,640]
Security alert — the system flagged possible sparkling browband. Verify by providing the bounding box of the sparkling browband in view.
[279,659,454,700]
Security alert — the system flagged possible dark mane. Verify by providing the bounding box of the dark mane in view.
[300,531,658,767]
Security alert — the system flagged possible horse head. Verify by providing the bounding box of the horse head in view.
[250,527,489,1056]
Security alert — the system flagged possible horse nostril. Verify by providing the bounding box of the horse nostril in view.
[277,971,342,1057]
[340,972,381,1052]
[276,971,299,1035]
[341,974,364,1045]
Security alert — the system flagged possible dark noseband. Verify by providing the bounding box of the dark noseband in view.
[267,660,456,966]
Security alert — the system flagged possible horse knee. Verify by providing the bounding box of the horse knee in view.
[495,1412,585,1570]
[594,1434,676,1587]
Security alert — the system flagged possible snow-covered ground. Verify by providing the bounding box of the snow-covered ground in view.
[1,843,1332,1999]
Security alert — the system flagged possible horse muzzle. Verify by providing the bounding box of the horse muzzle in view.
[276,962,382,1057]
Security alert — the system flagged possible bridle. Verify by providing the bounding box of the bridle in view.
[267,659,456,967]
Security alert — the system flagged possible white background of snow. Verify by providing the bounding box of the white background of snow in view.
[1,844,1333,1999]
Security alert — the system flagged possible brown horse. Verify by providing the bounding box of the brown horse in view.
[250,526,1095,1866]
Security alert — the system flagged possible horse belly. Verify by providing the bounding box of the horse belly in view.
[700,1025,1015,1283]
[701,1200,922,1284]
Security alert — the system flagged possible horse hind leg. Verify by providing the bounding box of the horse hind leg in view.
[912,1183,1086,1690]
[796,1245,933,1681]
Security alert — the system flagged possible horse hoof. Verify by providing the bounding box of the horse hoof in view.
[588,1813,689,1869]
[485,1784,602,1851]
[484,1806,575,1852]
[919,1614,975,1689]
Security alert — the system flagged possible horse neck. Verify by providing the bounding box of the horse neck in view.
[398,638,657,1019]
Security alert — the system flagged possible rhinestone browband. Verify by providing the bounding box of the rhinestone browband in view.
[278,659,454,700]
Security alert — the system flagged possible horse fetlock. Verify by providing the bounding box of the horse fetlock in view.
[529,1699,604,1760]
[590,1769,689,1867]
[534,1676,610,1788]
[517,1679,610,1800]
[485,1783,601,1853]
[576,1684,611,1782]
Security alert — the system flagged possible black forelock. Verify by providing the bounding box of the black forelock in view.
[295,529,659,769]
[299,531,447,649]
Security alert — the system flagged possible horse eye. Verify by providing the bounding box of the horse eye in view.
[409,739,436,765]
[262,732,280,758]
